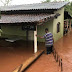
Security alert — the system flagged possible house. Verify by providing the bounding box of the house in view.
[0,2,69,53]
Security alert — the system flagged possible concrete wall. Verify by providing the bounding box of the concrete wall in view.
[37,20,53,42]
[53,8,64,42]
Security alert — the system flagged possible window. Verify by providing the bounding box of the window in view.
[57,22,60,33]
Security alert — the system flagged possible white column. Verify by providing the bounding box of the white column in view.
[34,25,37,53]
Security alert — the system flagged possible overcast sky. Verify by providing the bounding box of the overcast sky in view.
[0,0,72,6]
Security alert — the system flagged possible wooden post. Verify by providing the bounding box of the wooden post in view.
[67,20,69,33]
[26,30,28,41]
[0,29,2,36]
[34,25,37,53]
[61,59,63,72]
[67,20,68,29]
[26,30,29,47]
[59,56,60,66]
[70,19,71,31]
[56,54,58,62]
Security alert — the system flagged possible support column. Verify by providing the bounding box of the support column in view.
[26,30,28,41]
[67,20,69,33]
[26,30,29,47]
[67,20,68,29]
[70,19,71,31]
[34,25,37,53]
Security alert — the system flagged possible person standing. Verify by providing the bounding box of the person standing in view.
[36,28,54,54]
[64,21,68,35]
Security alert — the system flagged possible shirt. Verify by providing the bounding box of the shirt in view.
[43,32,53,47]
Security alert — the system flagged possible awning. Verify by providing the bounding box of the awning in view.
[0,13,60,24]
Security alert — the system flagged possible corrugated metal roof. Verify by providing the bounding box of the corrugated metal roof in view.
[0,2,69,11]
[0,14,57,24]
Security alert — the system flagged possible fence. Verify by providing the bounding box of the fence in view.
[52,47,63,72]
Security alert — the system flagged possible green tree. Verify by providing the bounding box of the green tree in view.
[64,0,69,1]
[54,0,69,1]
[65,2,72,17]
[42,0,51,3]
[0,0,12,6]
[54,0,57,1]
[42,0,70,2]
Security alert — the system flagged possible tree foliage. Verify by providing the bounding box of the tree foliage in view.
[0,0,12,6]
[42,0,70,2]
[42,0,51,3]
[64,0,69,1]
[65,2,72,17]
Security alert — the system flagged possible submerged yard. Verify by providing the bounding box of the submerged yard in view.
[0,39,45,72]
[25,31,72,72]
[54,31,72,72]
[1,31,72,72]
[0,40,34,72]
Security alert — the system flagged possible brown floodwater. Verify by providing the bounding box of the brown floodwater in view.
[1,31,72,72]
[0,40,34,72]
[0,39,45,72]
[54,32,72,72]
[26,31,72,72]
[25,54,60,72]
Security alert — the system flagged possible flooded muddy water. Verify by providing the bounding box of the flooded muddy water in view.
[0,39,45,72]
[1,31,72,72]
[26,32,72,72]
[0,40,34,72]
[25,54,60,72]
[54,32,72,72]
